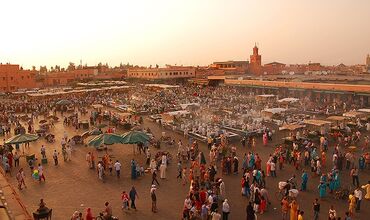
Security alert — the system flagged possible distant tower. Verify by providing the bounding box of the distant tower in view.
[250,43,261,66]
[366,54,370,67]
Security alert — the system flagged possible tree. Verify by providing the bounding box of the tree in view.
[32,66,36,71]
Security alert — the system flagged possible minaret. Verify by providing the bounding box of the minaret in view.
[366,54,370,67]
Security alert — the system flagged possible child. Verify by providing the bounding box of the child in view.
[121,191,130,210]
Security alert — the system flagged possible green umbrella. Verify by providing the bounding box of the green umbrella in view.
[5,133,39,144]
[88,133,125,147]
[56,99,72,105]
[121,131,150,144]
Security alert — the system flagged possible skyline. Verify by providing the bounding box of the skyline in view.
[1,0,370,69]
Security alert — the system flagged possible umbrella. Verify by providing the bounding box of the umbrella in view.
[5,133,39,145]
[121,131,150,144]
[81,129,102,139]
[88,133,125,147]
[56,100,72,105]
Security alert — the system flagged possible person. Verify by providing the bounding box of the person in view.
[14,152,20,167]
[131,159,137,179]
[281,197,289,220]
[121,191,130,210]
[152,169,160,186]
[150,185,157,213]
[318,181,326,198]
[103,202,112,219]
[129,186,139,210]
[361,180,370,200]
[211,209,221,220]
[313,198,320,220]
[177,161,182,179]
[328,206,336,220]
[290,199,299,220]
[37,199,48,212]
[222,199,230,220]
[41,145,46,158]
[38,164,45,182]
[53,150,58,165]
[246,202,255,220]
[350,167,359,188]
[85,207,94,220]
[16,168,26,190]
[114,160,121,178]
[298,211,304,220]
[354,187,362,212]
[301,170,308,191]
[348,192,356,216]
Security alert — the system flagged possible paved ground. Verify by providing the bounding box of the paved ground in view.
[4,110,370,220]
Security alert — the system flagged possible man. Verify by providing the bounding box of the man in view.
[16,168,26,190]
[41,145,46,159]
[114,160,121,178]
[313,198,320,220]
[354,187,363,212]
[350,167,360,187]
[150,185,157,213]
[152,169,160,186]
[222,199,230,220]
[129,186,139,210]
[270,161,276,177]
[53,150,59,165]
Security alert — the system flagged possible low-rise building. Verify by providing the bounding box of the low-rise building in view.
[127,66,195,79]
[0,64,37,92]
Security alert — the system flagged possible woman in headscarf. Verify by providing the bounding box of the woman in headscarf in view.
[289,199,299,220]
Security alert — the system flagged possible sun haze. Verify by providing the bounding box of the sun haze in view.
[1,0,369,68]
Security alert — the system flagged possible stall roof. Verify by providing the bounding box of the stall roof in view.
[304,119,332,126]
[358,109,370,113]
[92,104,104,109]
[262,108,286,114]
[279,124,306,131]
[343,111,365,118]
[277,98,299,103]
[164,110,190,116]
[257,94,275,98]
[326,116,346,121]
[144,84,180,89]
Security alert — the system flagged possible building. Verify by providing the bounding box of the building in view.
[39,69,97,87]
[127,66,196,79]
[263,62,286,74]
[366,54,370,73]
[0,64,37,92]
[249,44,262,74]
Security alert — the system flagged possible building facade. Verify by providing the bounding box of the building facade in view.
[0,64,37,92]
[249,45,262,74]
[127,66,196,79]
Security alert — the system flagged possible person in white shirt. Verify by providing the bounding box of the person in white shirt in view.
[211,210,221,220]
[114,160,121,178]
[222,199,230,220]
[270,161,276,177]
[354,187,363,211]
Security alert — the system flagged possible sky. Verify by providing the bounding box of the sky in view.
[1,0,370,69]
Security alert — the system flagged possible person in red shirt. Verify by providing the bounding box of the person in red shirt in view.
[85,208,93,220]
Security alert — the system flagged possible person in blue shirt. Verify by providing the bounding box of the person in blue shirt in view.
[301,170,308,191]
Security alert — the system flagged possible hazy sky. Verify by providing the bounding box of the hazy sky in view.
[1,0,370,69]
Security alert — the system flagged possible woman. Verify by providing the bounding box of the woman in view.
[362,181,370,200]
[246,202,255,220]
[318,181,327,198]
[348,193,356,216]
[289,200,299,220]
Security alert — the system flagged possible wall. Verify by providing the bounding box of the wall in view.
[0,64,37,92]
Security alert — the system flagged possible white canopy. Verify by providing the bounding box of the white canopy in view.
[277,98,299,103]
[165,110,190,116]
[180,103,200,109]
[262,108,286,114]
[358,109,370,113]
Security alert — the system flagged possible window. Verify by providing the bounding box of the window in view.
[10,77,13,80]
[21,76,24,80]
[2,77,5,80]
